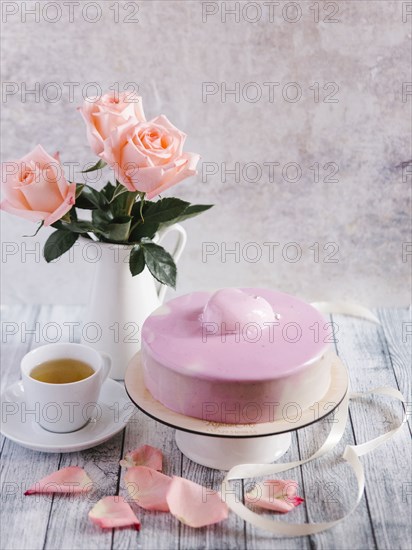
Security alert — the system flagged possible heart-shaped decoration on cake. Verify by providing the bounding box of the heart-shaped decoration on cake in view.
[202,288,277,335]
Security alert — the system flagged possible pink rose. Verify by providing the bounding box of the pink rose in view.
[101,115,200,199]
[1,145,76,226]
[79,91,146,156]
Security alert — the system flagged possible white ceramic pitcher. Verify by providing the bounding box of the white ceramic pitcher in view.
[80,224,187,379]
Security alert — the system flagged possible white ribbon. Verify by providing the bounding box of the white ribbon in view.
[222,387,406,536]
[311,301,380,324]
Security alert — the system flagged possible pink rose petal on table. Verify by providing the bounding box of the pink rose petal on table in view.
[166,476,229,528]
[125,466,172,511]
[24,466,92,495]
[245,479,304,513]
[89,496,140,530]
[120,444,163,471]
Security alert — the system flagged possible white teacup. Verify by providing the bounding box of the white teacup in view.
[21,343,111,433]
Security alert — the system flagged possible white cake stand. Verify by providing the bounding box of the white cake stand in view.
[125,353,348,470]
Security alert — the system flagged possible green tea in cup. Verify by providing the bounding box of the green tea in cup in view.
[30,358,95,384]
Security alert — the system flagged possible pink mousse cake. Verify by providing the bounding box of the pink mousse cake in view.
[141,288,332,424]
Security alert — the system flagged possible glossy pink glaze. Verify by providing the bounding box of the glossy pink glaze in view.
[142,288,332,423]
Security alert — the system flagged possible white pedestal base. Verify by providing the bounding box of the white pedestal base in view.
[175,430,292,470]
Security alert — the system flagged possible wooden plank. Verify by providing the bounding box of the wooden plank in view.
[0,304,63,550]
[331,313,412,550]
[1,305,39,451]
[378,307,412,432]
[27,305,125,550]
[297,403,376,549]
[43,432,124,550]
[179,458,246,550]
[296,314,376,549]
[242,431,311,550]
[1,307,411,549]
[113,411,182,550]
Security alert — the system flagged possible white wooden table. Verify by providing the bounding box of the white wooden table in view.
[1,305,411,550]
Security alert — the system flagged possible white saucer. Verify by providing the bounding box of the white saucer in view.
[1,379,132,453]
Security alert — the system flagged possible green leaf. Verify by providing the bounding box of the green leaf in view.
[60,220,97,234]
[67,205,78,222]
[101,181,116,201]
[75,184,85,198]
[129,221,160,242]
[51,220,64,230]
[60,212,71,223]
[133,198,190,224]
[141,242,177,289]
[98,215,132,242]
[109,183,129,204]
[161,204,214,227]
[111,190,138,218]
[75,197,97,210]
[75,185,107,210]
[92,208,113,227]
[81,159,107,173]
[175,204,213,222]
[129,245,145,276]
[43,230,78,262]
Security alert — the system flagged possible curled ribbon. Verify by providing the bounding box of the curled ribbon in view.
[221,387,406,535]
[310,301,381,324]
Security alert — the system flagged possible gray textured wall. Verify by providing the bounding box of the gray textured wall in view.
[1,0,411,306]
